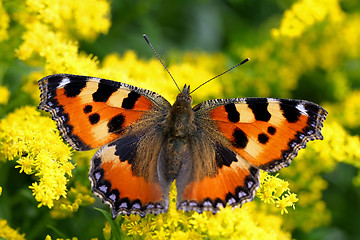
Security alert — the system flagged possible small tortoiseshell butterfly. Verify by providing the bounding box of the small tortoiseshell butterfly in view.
[38,38,327,218]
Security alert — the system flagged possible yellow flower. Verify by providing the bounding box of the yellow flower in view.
[0,219,26,240]
[256,172,298,213]
[45,237,79,240]
[0,106,74,208]
[25,0,110,40]
[278,120,360,231]
[103,222,111,240]
[0,85,10,104]
[101,51,224,104]
[126,221,144,237]
[122,190,292,239]
[327,91,360,129]
[17,22,99,75]
[276,194,297,215]
[16,154,35,174]
[0,0,9,41]
[50,182,95,218]
[272,0,344,38]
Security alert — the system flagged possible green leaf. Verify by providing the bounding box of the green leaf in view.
[94,207,125,240]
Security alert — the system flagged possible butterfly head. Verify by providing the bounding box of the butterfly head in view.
[176,84,192,105]
[182,84,190,95]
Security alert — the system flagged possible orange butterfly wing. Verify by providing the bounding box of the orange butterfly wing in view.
[39,74,171,217]
[176,97,327,212]
[209,98,327,171]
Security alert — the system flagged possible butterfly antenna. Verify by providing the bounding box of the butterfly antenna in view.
[143,34,181,93]
[190,58,250,94]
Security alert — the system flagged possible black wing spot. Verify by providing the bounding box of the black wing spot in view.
[122,91,141,109]
[108,114,125,133]
[232,128,248,149]
[215,144,237,168]
[89,113,100,125]
[280,99,301,123]
[83,105,93,114]
[246,98,271,122]
[92,156,102,168]
[110,135,140,164]
[258,133,269,144]
[43,75,64,93]
[267,126,276,135]
[64,77,87,97]
[225,103,240,123]
[93,80,119,102]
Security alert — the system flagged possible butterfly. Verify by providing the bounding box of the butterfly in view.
[38,71,327,218]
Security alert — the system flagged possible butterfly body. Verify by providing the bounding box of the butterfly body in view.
[38,74,327,218]
[161,85,195,180]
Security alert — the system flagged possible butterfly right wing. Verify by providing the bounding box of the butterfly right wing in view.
[176,97,326,213]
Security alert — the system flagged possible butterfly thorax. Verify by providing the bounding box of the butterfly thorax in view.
[162,85,196,180]
[165,86,195,136]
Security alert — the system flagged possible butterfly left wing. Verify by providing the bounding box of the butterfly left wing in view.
[38,74,172,217]
[176,97,327,213]
[90,131,170,217]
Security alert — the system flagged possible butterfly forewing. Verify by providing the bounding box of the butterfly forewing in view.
[203,97,327,171]
[38,74,170,151]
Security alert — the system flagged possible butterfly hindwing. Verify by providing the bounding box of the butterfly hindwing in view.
[90,133,169,217]
[38,74,170,151]
[176,142,260,213]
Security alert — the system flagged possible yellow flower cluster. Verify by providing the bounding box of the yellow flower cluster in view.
[278,119,360,231]
[314,122,360,169]
[0,220,25,240]
[314,121,360,187]
[0,85,10,104]
[103,222,112,240]
[327,91,360,129]
[117,182,291,239]
[0,0,9,41]
[45,236,81,240]
[100,51,224,103]
[17,22,99,77]
[0,106,74,208]
[50,182,95,218]
[235,3,360,227]
[235,1,360,102]
[272,0,344,38]
[25,0,110,40]
[257,172,298,214]
[14,0,111,102]
[19,30,224,106]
